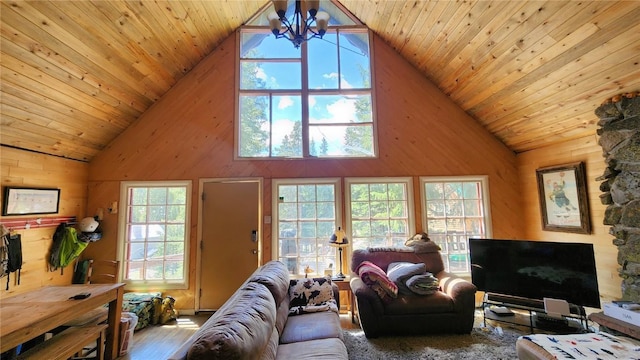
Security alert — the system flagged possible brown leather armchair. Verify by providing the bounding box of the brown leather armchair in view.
[350,247,477,338]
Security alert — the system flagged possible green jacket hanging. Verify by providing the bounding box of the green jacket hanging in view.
[50,223,88,272]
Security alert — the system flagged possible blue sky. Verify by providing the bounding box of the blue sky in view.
[243,30,371,155]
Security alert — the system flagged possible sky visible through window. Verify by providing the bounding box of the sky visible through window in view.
[240,29,372,157]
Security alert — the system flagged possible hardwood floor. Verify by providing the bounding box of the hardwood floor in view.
[120,313,358,359]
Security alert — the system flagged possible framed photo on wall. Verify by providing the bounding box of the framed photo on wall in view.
[2,187,61,216]
[536,162,591,234]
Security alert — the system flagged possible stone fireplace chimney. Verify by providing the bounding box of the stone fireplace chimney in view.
[595,92,640,302]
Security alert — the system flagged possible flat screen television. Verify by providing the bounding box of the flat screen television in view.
[469,238,601,309]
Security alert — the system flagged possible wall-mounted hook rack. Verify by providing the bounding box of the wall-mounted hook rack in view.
[0,216,76,231]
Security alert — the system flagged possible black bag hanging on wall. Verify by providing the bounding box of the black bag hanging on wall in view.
[2,233,22,290]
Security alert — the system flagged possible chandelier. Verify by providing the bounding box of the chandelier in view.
[267,0,330,48]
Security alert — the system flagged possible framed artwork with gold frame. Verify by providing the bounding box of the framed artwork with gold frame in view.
[536,162,591,234]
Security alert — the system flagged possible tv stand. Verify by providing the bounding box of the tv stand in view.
[482,293,588,334]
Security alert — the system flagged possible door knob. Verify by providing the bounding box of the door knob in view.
[251,249,258,255]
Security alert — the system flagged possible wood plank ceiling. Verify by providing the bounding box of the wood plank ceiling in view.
[1,1,639,162]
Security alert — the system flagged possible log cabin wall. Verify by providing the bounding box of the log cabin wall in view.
[86,32,524,310]
[516,135,619,304]
[0,146,89,299]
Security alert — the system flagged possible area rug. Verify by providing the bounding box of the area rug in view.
[343,313,523,360]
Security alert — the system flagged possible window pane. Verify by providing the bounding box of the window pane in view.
[240,33,301,59]
[351,201,370,218]
[339,32,371,89]
[463,182,480,199]
[317,202,335,219]
[370,201,388,218]
[279,203,297,219]
[168,188,187,204]
[239,95,270,157]
[316,185,334,201]
[464,200,481,216]
[149,188,166,205]
[309,124,374,157]
[166,205,185,222]
[165,261,184,279]
[130,206,146,223]
[389,201,407,217]
[272,95,302,157]
[131,188,147,205]
[148,206,166,222]
[240,61,301,90]
[309,95,371,124]
[343,124,374,156]
[299,185,316,201]
[426,200,444,217]
[308,33,338,89]
[425,183,444,199]
[350,184,369,201]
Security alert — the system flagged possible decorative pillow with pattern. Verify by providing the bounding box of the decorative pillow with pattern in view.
[288,277,338,316]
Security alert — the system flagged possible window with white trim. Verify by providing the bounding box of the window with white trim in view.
[346,178,415,250]
[272,179,341,276]
[420,176,491,274]
[118,181,191,288]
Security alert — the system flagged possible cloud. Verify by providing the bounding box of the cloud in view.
[320,72,353,89]
[326,98,357,122]
[255,67,267,81]
[278,96,294,110]
[270,119,296,146]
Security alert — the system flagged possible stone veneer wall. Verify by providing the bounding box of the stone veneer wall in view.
[596,92,640,302]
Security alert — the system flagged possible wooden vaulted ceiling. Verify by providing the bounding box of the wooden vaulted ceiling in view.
[1,1,639,162]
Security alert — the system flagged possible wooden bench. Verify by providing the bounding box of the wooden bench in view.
[17,324,107,360]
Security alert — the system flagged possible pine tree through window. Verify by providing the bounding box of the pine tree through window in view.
[238,3,375,159]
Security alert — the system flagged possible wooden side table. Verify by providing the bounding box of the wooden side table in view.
[333,278,356,323]
[589,311,640,340]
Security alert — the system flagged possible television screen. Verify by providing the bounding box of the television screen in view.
[469,238,601,308]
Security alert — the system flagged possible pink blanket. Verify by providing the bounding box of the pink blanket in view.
[356,261,398,300]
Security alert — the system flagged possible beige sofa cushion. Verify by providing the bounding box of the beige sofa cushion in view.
[279,311,343,344]
[186,282,276,360]
[276,338,348,360]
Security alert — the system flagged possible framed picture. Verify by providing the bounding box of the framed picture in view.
[2,187,61,216]
[536,162,591,234]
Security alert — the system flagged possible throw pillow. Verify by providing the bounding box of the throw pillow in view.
[288,277,338,316]
[355,261,398,301]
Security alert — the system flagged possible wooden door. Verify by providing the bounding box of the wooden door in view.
[199,180,260,310]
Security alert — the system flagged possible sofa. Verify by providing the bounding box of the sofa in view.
[350,246,477,338]
[168,260,348,360]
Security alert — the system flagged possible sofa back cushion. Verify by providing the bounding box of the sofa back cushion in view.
[186,282,277,360]
[351,247,444,274]
[249,260,289,305]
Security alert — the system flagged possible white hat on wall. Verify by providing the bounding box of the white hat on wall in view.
[79,217,99,233]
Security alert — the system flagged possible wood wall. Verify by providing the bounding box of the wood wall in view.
[1,28,620,311]
[516,135,620,303]
[85,32,524,310]
[0,146,89,299]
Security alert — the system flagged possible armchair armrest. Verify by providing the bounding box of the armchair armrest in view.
[350,277,385,313]
[436,271,477,312]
